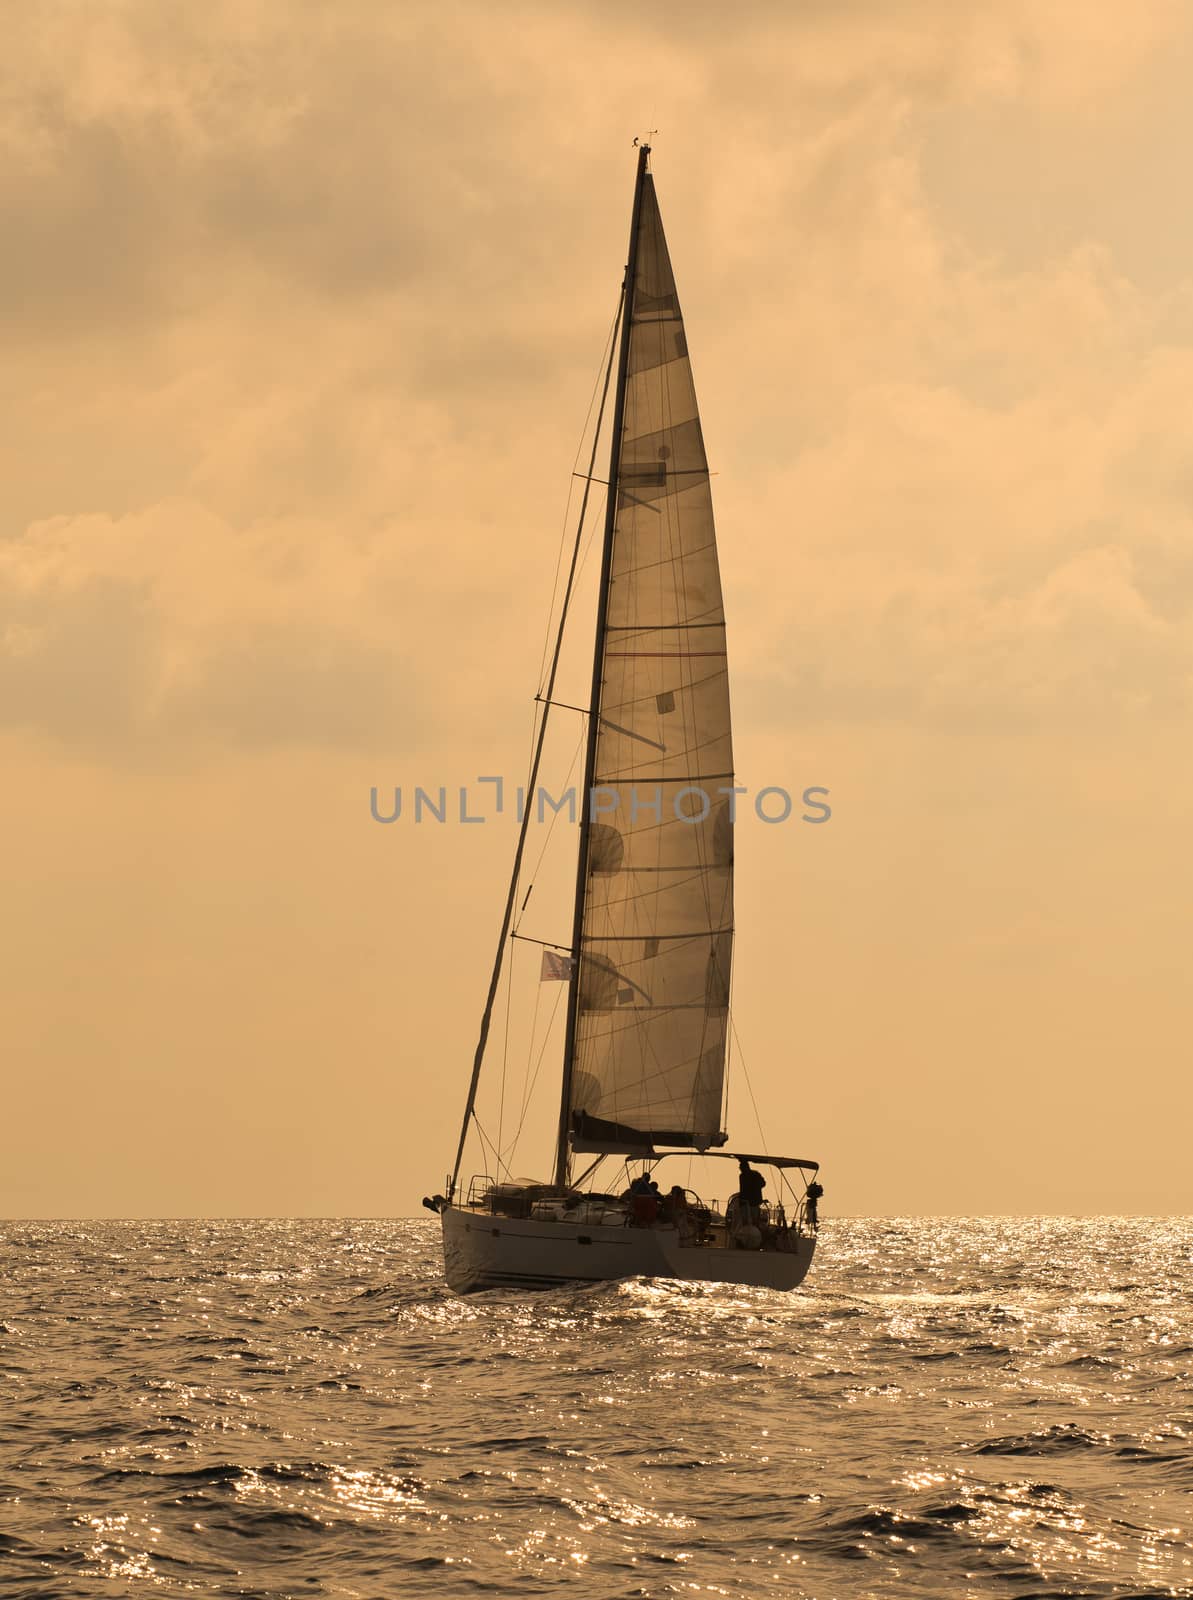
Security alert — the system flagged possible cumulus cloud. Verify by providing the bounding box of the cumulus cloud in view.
[3,0,1193,756]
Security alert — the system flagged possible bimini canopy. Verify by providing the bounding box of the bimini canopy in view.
[707,1151,819,1173]
[569,1137,819,1174]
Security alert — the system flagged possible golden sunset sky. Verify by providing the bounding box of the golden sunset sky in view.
[3,1,1190,1217]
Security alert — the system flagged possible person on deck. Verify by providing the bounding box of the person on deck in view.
[663,1185,696,1242]
[628,1170,659,1226]
[806,1180,824,1230]
[737,1159,766,1224]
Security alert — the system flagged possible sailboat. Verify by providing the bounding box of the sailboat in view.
[427,144,821,1293]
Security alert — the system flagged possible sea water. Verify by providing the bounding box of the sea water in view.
[2,1217,1191,1598]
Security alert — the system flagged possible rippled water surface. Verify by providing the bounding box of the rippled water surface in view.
[2,1217,1192,1598]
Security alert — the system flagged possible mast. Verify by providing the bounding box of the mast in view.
[553,142,651,1188]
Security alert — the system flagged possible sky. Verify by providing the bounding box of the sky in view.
[3,0,1191,1218]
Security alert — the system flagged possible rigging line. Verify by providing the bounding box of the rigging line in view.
[571,1153,607,1189]
[571,487,608,587]
[573,311,620,475]
[519,980,561,1126]
[471,1115,513,1186]
[496,933,515,1163]
[507,981,566,1163]
[723,997,732,1132]
[449,279,626,1199]
[515,699,541,917]
[537,309,621,695]
[719,942,740,1141]
[501,947,546,1172]
[469,1108,503,1178]
[513,725,585,935]
[537,483,577,695]
[729,1010,769,1157]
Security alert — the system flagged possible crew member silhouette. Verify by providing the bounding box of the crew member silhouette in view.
[737,1159,766,1223]
[806,1179,824,1229]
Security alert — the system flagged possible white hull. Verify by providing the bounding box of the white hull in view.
[441,1204,816,1294]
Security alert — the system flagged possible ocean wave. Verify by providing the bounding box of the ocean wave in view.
[5,1215,1193,1599]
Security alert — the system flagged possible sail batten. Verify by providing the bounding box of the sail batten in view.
[567,166,734,1157]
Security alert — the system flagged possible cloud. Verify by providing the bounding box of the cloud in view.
[4,0,1193,759]
[5,0,1193,1218]
[729,357,1193,730]
[0,502,404,749]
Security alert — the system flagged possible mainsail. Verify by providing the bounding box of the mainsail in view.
[565,156,733,1157]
